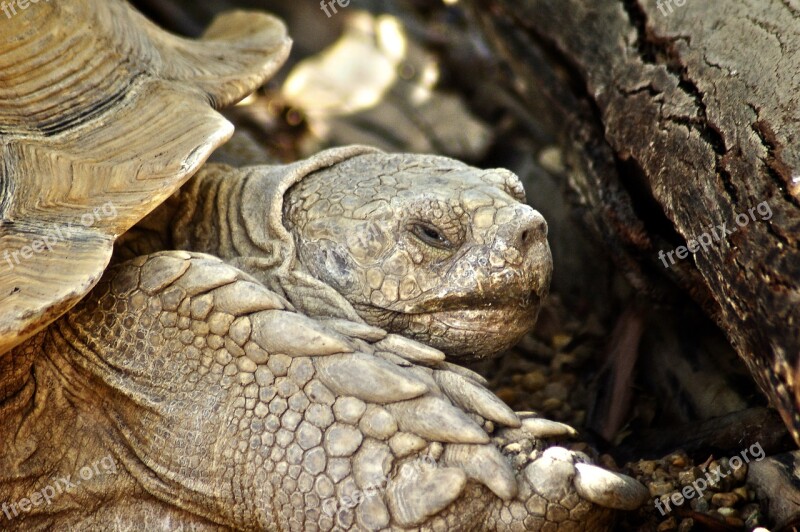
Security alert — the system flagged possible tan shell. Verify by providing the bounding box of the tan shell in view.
[0,0,291,355]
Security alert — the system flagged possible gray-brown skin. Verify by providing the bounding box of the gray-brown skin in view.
[3,148,647,530]
[142,147,553,361]
[281,153,552,360]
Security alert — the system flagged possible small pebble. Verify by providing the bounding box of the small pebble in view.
[711,492,739,507]
[690,496,709,513]
[677,518,694,532]
[677,469,696,485]
[521,372,547,392]
[637,460,657,475]
[551,353,577,372]
[551,334,571,351]
[668,453,687,468]
[652,467,670,481]
[495,387,516,404]
[716,507,737,517]
[541,397,562,411]
[648,480,675,497]
[732,486,749,502]
[704,461,731,491]
[732,463,748,482]
[656,516,677,531]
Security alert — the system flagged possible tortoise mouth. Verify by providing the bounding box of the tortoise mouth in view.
[356,295,542,360]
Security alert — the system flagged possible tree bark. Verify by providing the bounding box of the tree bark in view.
[466,0,800,442]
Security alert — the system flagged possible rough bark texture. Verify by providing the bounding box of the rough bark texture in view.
[467,0,800,443]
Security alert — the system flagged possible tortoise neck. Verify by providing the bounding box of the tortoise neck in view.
[0,342,35,412]
[169,165,249,258]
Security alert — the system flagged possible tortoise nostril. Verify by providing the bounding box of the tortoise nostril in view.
[516,214,547,251]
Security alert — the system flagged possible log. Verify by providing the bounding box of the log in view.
[464,0,800,444]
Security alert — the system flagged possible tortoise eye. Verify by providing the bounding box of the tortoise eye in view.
[411,222,453,250]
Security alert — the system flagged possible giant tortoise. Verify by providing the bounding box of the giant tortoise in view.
[0,1,647,529]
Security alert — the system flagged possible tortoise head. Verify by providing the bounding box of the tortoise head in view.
[283,153,552,360]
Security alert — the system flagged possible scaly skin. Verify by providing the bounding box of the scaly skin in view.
[3,253,630,530]
[282,153,551,360]
[4,152,647,529]
[130,147,553,360]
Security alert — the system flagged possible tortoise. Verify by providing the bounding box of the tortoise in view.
[0,0,649,530]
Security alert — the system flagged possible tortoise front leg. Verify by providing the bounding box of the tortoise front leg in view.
[10,251,645,530]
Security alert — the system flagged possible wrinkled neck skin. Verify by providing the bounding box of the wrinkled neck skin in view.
[166,147,379,325]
